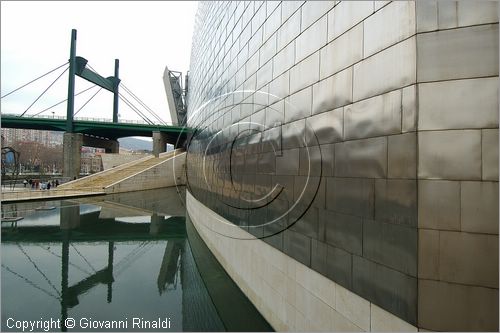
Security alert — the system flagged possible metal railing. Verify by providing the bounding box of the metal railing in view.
[1,113,175,126]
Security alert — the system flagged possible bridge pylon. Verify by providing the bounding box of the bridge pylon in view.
[63,29,120,179]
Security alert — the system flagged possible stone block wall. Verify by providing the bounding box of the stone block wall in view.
[185,1,498,330]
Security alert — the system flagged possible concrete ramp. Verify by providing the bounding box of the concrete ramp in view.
[59,149,186,193]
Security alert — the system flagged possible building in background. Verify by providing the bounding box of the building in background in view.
[185,1,498,331]
[1,128,63,147]
[81,146,105,174]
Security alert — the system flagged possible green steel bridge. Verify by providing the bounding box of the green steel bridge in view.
[1,29,190,178]
[1,114,189,142]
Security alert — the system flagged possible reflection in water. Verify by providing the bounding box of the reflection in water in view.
[1,187,271,332]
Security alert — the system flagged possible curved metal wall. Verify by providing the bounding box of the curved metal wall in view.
[185,1,499,330]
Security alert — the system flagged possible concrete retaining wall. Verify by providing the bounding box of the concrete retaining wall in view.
[105,152,186,193]
[101,153,150,170]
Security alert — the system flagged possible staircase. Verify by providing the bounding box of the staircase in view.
[59,150,181,191]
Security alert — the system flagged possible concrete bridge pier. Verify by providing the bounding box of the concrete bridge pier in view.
[153,131,168,157]
[63,133,83,179]
[60,201,80,230]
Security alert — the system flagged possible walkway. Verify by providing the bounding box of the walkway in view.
[1,150,180,203]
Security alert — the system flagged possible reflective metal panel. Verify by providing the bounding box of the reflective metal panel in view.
[276,148,300,175]
[344,89,401,140]
[256,60,273,90]
[418,180,461,230]
[295,16,327,63]
[277,9,301,51]
[285,86,312,122]
[284,229,311,266]
[418,77,498,130]
[300,1,334,31]
[263,2,281,41]
[281,1,304,22]
[273,42,295,78]
[259,34,277,67]
[438,231,498,288]
[335,137,388,178]
[306,107,344,144]
[461,181,499,234]
[363,219,417,276]
[326,177,375,218]
[402,85,417,133]
[312,67,352,114]
[326,245,352,288]
[352,256,418,325]
[320,22,363,79]
[363,1,416,57]
[375,179,417,227]
[324,210,363,255]
[457,1,499,26]
[269,71,290,102]
[353,37,416,102]
[328,1,373,41]
[418,130,481,180]
[482,129,499,181]
[290,51,320,94]
[388,133,417,179]
[417,24,499,82]
[437,1,458,30]
[320,144,335,177]
[416,0,438,33]
[418,229,440,279]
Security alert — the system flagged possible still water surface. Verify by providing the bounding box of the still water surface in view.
[1,188,272,332]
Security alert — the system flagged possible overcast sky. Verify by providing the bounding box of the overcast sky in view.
[1,1,197,125]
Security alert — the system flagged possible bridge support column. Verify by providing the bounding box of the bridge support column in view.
[60,201,80,229]
[108,140,119,154]
[153,131,167,157]
[63,133,83,179]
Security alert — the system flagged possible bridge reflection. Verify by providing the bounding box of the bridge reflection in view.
[1,187,193,332]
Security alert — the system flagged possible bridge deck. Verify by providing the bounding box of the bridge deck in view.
[1,114,191,141]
